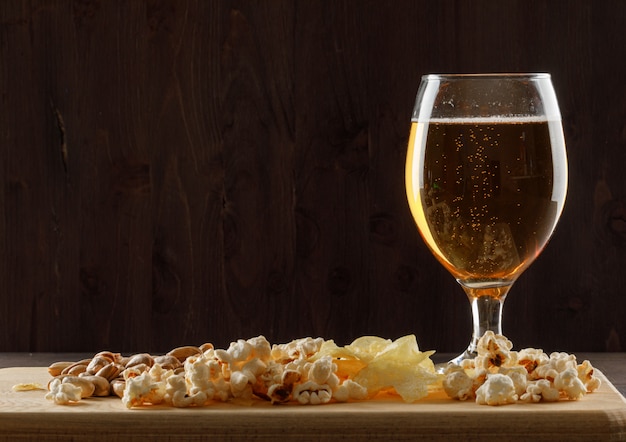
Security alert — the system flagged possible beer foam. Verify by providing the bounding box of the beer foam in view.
[414,116,557,124]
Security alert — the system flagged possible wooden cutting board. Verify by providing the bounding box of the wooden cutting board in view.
[1,367,626,441]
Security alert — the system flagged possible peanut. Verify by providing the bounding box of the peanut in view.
[80,375,111,397]
[48,361,74,377]
[125,353,154,369]
[87,355,114,375]
[167,345,201,363]
[96,362,124,381]
[110,378,125,398]
[62,363,89,376]
[153,355,181,371]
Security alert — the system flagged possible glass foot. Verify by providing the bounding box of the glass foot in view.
[435,348,477,373]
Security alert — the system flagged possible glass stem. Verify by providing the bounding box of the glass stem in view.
[467,295,505,355]
[443,285,512,368]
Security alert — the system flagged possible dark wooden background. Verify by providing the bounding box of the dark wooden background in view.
[1,0,625,355]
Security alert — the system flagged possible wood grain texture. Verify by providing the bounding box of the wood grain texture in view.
[0,0,625,353]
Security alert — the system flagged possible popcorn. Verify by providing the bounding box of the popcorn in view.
[498,365,527,396]
[520,379,560,402]
[267,369,301,404]
[293,381,332,405]
[332,379,368,402]
[474,331,516,370]
[516,347,548,379]
[475,374,518,405]
[165,374,207,407]
[555,368,587,400]
[185,356,216,398]
[577,359,601,392]
[109,334,437,408]
[122,370,166,408]
[45,378,82,405]
[442,332,602,406]
[271,337,325,363]
[442,365,475,401]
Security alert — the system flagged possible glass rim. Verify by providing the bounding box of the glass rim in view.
[422,73,551,81]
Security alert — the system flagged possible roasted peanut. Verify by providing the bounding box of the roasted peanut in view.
[96,362,124,381]
[153,355,182,371]
[167,346,201,363]
[199,342,214,353]
[94,351,122,363]
[80,375,110,397]
[125,353,154,369]
[62,363,89,376]
[87,355,115,375]
[60,359,91,376]
[48,361,74,377]
[110,378,125,398]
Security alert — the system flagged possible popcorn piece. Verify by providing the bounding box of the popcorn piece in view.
[474,331,516,370]
[516,348,549,379]
[230,370,254,399]
[498,365,528,396]
[122,371,166,408]
[45,378,82,405]
[308,355,335,385]
[442,365,475,401]
[293,380,332,405]
[267,369,301,404]
[165,374,207,408]
[475,373,518,406]
[255,360,284,397]
[520,379,560,402]
[247,335,272,362]
[185,357,216,400]
[228,339,252,361]
[534,352,577,381]
[555,368,587,400]
[577,360,601,392]
[271,337,325,363]
[333,379,368,402]
[164,374,186,406]
[212,377,231,402]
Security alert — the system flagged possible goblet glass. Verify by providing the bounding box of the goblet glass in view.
[405,73,568,365]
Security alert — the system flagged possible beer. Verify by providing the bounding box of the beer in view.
[406,118,566,298]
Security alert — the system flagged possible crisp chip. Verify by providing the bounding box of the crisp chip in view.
[309,340,366,379]
[345,336,393,363]
[12,383,44,392]
[353,335,439,402]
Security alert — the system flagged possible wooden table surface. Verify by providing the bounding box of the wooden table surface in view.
[1,352,625,441]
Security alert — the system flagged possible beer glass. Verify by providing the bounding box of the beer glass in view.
[405,74,568,365]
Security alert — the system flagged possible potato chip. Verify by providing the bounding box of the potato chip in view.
[309,340,366,379]
[12,382,44,392]
[345,336,393,363]
[352,335,439,402]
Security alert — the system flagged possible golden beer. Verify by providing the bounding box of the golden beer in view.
[406,118,565,299]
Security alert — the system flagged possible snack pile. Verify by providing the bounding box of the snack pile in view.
[42,332,602,408]
[44,334,439,408]
[442,331,601,405]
